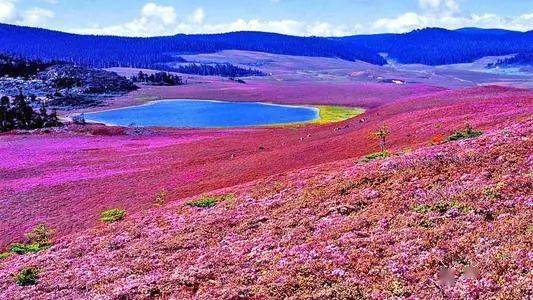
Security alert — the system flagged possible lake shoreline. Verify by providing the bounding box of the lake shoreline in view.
[80,99,364,129]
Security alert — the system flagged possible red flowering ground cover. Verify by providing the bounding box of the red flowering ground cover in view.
[0,86,531,250]
[0,84,532,298]
[113,80,445,109]
[0,116,531,299]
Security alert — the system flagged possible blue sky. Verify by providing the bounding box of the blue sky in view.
[1,0,532,36]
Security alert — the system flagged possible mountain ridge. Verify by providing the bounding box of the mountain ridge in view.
[0,23,531,68]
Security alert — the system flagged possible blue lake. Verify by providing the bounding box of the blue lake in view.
[84,99,319,128]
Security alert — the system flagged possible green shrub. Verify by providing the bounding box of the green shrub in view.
[390,280,410,297]
[411,204,433,214]
[15,267,39,286]
[447,125,482,141]
[187,194,234,208]
[0,252,10,260]
[483,183,505,199]
[362,151,390,162]
[10,243,45,255]
[434,201,452,214]
[25,224,54,245]
[8,224,54,255]
[100,209,126,223]
[450,201,474,214]
[419,219,434,228]
[188,197,218,208]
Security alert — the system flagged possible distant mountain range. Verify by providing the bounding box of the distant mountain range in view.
[0,23,531,68]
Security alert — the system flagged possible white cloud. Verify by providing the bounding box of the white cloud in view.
[190,8,205,24]
[419,0,459,14]
[76,2,177,36]
[193,19,359,36]
[72,3,361,36]
[372,0,533,33]
[141,2,176,25]
[202,19,304,35]
[306,21,362,36]
[373,13,426,33]
[22,7,55,26]
[0,0,17,23]
[74,2,361,37]
[71,1,532,37]
[0,0,55,26]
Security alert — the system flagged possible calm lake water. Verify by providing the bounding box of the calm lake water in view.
[84,99,319,128]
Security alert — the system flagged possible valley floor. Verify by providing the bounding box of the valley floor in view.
[1,86,531,249]
[0,77,532,298]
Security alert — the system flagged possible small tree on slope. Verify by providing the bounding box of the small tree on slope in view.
[373,124,390,152]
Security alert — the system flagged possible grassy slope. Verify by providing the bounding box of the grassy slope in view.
[0,118,531,299]
[314,106,365,124]
[1,86,531,250]
[272,106,364,127]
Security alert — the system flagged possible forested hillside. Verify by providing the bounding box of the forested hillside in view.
[0,24,531,68]
[0,24,385,67]
[336,28,533,65]
[0,54,57,78]
[487,52,533,68]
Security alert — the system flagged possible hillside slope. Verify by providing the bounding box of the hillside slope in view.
[1,24,531,68]
[336,28,532,65]
[1,86,532,246]
[0,24,385,67]
[0,117,531,299]
[1,86,531,250]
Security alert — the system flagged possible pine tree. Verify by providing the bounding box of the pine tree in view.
[0,96,10,131]
[45,109,61,127]
[0,94,61,132]
[12,92,34,129]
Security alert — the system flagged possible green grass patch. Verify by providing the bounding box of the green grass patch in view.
[362,151,390,162]
[412,204,433,214]
[15,267,39,286]
[447,127,483,141]
[266,105,364,127]
[187,194,234,208]
[0,252,10,260]
[10,243,47,255]
[314,106,365,124]
[25,224,54,245]
[8,224,55,255]
[483,183,505,199]
[390,280,410,297]
[100,209,127,223]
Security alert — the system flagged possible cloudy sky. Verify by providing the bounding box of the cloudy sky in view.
[0,0,532,36]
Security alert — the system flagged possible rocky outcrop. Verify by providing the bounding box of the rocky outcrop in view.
[37,65,137,95]
[0,78,50,97]
[0,64,138,108]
